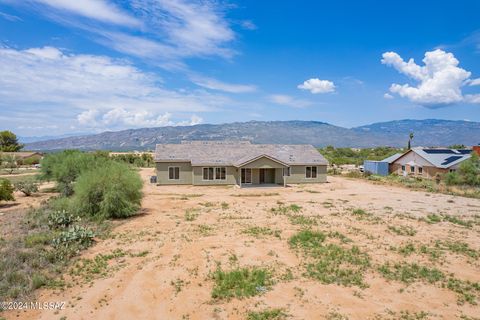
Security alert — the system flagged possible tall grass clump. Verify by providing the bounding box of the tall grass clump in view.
[73,161,143,219]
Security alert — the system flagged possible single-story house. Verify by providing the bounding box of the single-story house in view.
[154,141,328,186]
[0,151,43,164]
[390,147,473,178]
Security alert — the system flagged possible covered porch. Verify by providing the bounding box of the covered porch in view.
[236,155,289,188]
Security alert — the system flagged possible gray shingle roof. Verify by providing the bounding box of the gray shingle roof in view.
[381,153,403,163]
[154,141,328,166]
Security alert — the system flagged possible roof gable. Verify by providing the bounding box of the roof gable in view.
[393,147,471,169]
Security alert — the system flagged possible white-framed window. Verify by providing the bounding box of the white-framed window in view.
[283,167,290,177]
[418,167,423,174]
[241,168,252,184]
[449,169,456,173]
[401,165,406,172]
[215,167,226,180]
[305,166,317,179]
[410,166,415,173]
[203,167,226,180]
[168,166,180,180]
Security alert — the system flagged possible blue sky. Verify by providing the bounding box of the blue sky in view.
[0,0,479,136]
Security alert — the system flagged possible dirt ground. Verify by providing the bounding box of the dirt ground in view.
[4,168,480,320]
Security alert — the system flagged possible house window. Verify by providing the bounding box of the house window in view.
[401,165,406,172]
[203,167,214,180]
[305,166,317,179]
[410,166,415,173]
[203,167,226,180]
[168,167,180,180]
[215,167,226,180]
[283,167,290,177]
[449,169,456,173]
[241,168,252,184]
[418,167,423,174]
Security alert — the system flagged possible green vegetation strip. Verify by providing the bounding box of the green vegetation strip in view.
[211,266,272,300]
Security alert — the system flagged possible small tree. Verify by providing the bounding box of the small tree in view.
[457,152,480,186]
[0,179,15,202]
[407,132,414,149]
[0,131,23,152]
[1,154,18,174]
[14,180,39,196]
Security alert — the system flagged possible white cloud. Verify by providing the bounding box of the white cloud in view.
[297,78,335,94]
[78,108,203,129]
[0,46,227,132]
[269,94,312,108]
[381,49,479,107]
[468,78,480,86]
[383,93,394,99]
[0,11,22,21]
[240,20,257,30]
[190,75,256,93]
[31,0,140,27]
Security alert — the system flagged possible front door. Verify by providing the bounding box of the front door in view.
[259,169,265,183]
[241,168,252,184]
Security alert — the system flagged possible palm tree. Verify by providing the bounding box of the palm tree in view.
[407,132,414,149]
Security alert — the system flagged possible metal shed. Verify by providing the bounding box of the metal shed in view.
[363,153,403,176]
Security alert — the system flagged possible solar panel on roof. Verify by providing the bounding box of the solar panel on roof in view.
[441,156,462,165]
[423,149,456,154]
[457,150,473,154]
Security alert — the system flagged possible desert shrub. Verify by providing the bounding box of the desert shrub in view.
[0,179,14,201]
[40,150,103,196]
[72,161,143,219]
[444,153,480,187]
[14,180,39,196]
[48,210,79,229]
[247,309,287,320]
[52,225,95,249]
[22,155,41,166]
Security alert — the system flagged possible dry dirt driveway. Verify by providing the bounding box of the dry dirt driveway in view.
[8,169,480,320]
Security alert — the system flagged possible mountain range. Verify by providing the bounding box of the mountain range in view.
[24,119,480,151]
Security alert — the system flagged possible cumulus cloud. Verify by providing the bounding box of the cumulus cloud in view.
[381,49,479,107]
[0,46,225,133]
[269,94,312,108]
[383,93,394,99]
[468,78,480,86]
[297,78,335,94]
[77,108,203,129]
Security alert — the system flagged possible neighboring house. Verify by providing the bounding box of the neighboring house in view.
[363,153,403,176]
[390,147,473,178]
[154,141,328,186]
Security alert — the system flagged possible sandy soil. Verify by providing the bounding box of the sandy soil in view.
[4,169,480,320]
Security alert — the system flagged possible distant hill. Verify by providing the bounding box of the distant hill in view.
[24,119,480,151]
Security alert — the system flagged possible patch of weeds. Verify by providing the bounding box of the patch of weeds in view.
[322,201,334,208]
[232,192,279,197]
[221,202,229,210]
[351,208,370,217]
[305,189,321,194]
[398,243,416,256]
[184,208,200,221]
[70,249,127,283]
[171,278,188,294]
[289,230,370,288]
[196,224,214,236]
[210,265,272,300]
[388,225,417,236]
[271,204,302,215]
[129,250,149,258]
[423,214,442,224]
[325,311,349,320]
[242,226,281,239]
[200,202,215,207]
[378,262,444,284]
[446,278,480,305]
[247,308,287,320]
[442,215,473,228]
[327,231,352,244]
[288,214,317,226]
[436,240,478,259]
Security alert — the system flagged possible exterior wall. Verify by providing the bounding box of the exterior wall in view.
[192,166,238,186]
[156,162,192,185]
[390,163,448,179]
[364,161,389,176]
[285,165,327,184]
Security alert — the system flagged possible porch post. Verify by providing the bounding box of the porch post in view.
[239,168,242,188]
[284,168,286,188]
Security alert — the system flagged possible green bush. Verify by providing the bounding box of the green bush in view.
[14,180,39,196]
[444,153,480,187]
[72,161,143,219]
[40,150,104,196]
[0,179,14,201]
[52,225,95,249]
[48,210,79,229]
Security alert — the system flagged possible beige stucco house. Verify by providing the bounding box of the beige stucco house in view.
[154,141,328,187]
